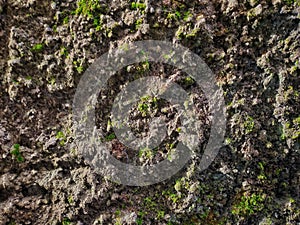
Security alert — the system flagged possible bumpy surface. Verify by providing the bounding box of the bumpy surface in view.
[0,0,299,224]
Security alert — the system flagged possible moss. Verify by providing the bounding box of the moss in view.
[232,193,266,216]
[174,179,182,192]
[25,76,32,80]
[156,210,165,219]
[136,211,145,225]
[153,22,160,28]
[293,116,300,125]
[48,77,56,86]
[162,190,182,203]
[138,102,149,116]
[105,133,116,141]
[131,2,146,10]
[139,147,154,159]
[136,95,158,116]
[185,28,199,38]
[183,11,192,22]
[175,11,181,18]
[93,16,103,31]
[75,0,107,17]
[135,18,143,30]
[115,218,122,225]
[243,116,255,134]
[10,144,24,162]
[175,26,185,39]
[283,0,300,6]
[60,46,68,56]
[280,119,300,140]
[167,12,177,20]
[225,137,232,145]
[56,131,67,146]
[257,162,267,181]
[144,197,157,209]
[31,43,44,52]
[63,16,69,24]
[114,209,121,216]
[67,195,74,204]
[184,76,195,85]
[76,66,84,73]
[73,60,85,74]
[62,217,71,225]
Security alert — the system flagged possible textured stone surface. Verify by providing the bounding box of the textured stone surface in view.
[0,0,299,224]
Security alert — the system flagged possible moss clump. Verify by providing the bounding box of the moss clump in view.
[232,193,266,216]
[131,2,146,10]
[10,144,24,162]
[137,95,158,117]
[31,43,43,52]
[75,0,107,17]
[243,116,255,134]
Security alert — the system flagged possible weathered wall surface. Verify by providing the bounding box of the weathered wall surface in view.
[0,0,299,224]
